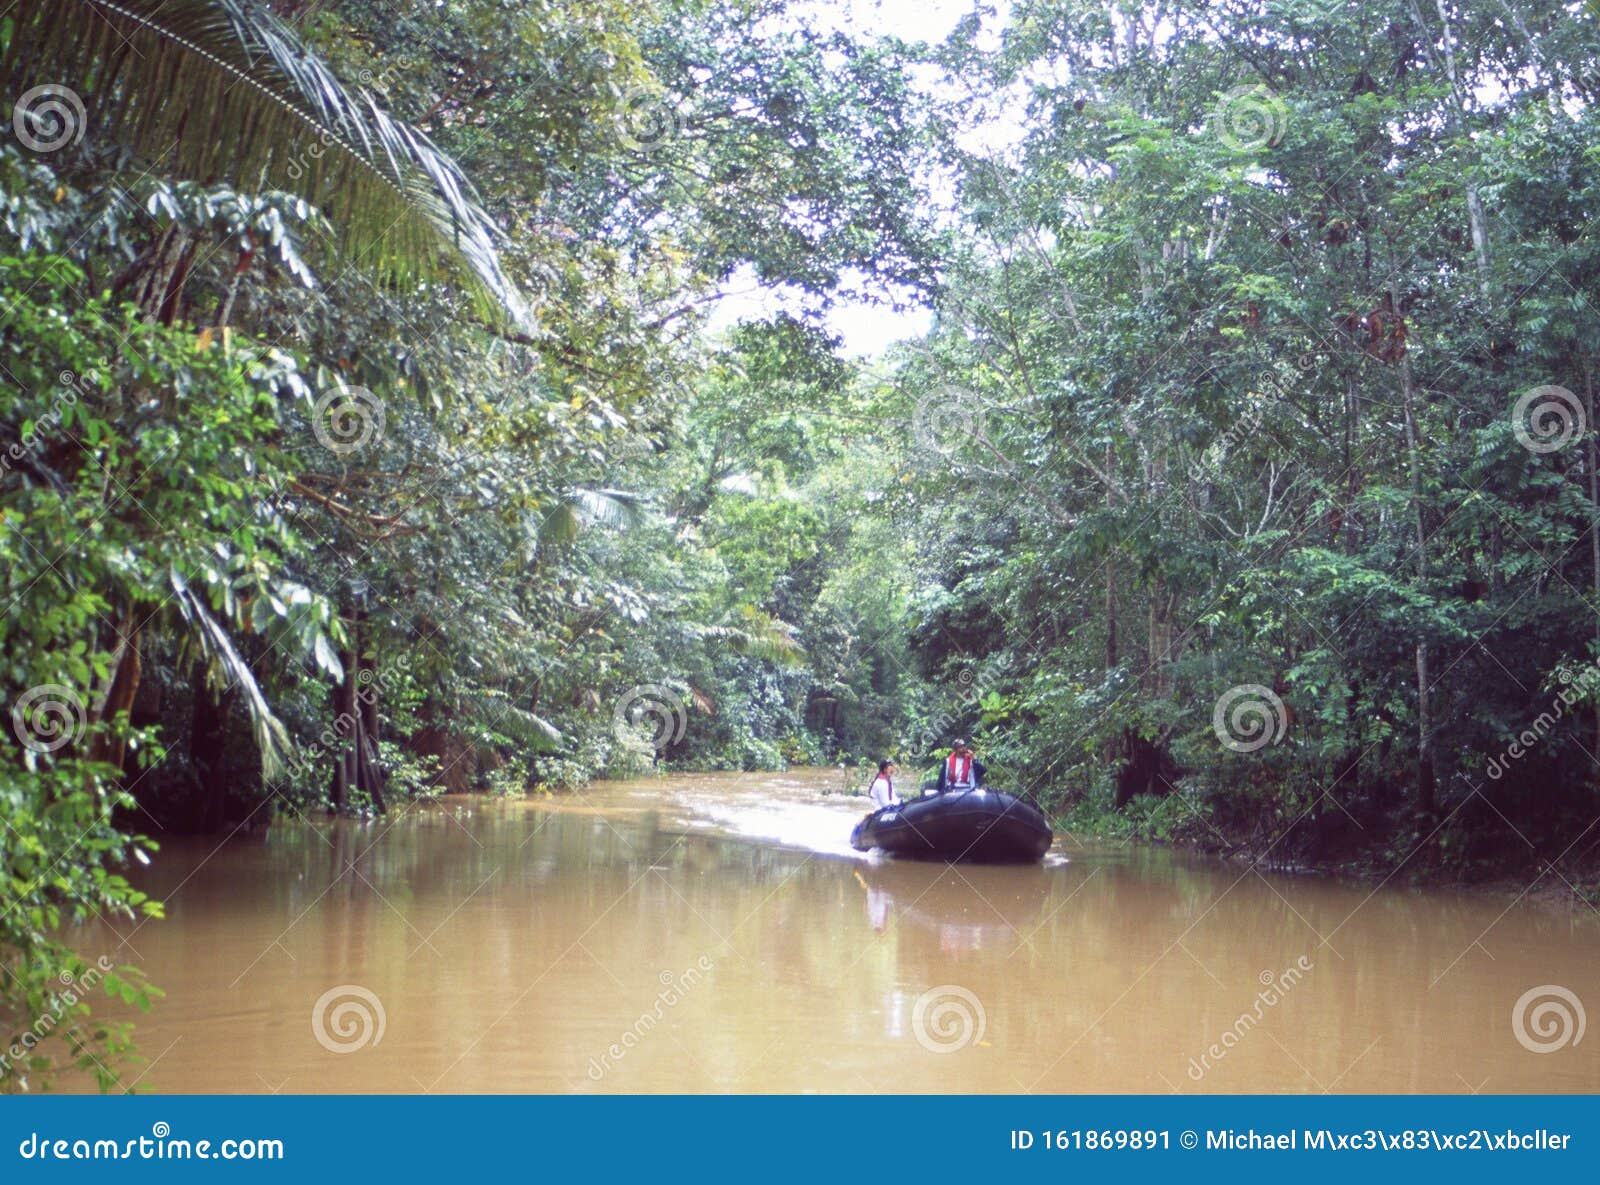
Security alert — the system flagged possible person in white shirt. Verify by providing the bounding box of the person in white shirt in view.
[867,760,901,811]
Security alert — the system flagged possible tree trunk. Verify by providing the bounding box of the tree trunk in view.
[1344,373,1361,551]
[356,642,387,814]
[1105,560,1118,668]
[1395,304,1435,814]
[1147,575,1173,698]
[190,665,238,832]
[1105,440,1119,669]
[88,611,142,772]
[328,669,349,814]
[327,611,387,813]
[1588,369,1599,780]
[1411,0,1492,299]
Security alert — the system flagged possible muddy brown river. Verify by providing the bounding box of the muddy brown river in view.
[76,770,1598,1093]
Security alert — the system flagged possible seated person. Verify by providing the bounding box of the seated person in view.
[867,760,901,810]
[935,739,986,793]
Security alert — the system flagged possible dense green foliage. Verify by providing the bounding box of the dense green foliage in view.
[885,0,1600,880]
[0,0,930,1089]
[2,0,1598,1089]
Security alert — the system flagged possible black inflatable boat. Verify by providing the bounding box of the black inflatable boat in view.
[850,788,1053,863]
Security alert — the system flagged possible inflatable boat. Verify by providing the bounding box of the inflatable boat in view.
[850,788,1052,863]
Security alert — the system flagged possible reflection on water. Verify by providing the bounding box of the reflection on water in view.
[74,770,1600,1094]
[856,861,1051,955]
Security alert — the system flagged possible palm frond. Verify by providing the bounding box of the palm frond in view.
[697,605,806,665]
[457,689,562,752]
[170,569,292,777]
[2,0,524,322]
[537,487,647,546]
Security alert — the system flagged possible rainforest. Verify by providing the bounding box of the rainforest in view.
[2,0,1599,1093]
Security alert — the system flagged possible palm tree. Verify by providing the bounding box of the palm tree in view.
[1,0,525,322]
[2,0,531,782]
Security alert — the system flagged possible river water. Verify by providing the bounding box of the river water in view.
[77,769,1598,1093]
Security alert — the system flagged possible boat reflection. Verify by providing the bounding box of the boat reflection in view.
[855,859,1053,954]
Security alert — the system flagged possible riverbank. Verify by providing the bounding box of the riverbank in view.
[1046,794,1600,912]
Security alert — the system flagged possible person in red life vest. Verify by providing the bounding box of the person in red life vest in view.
[935,739,987,793]
[867,760,900,810]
